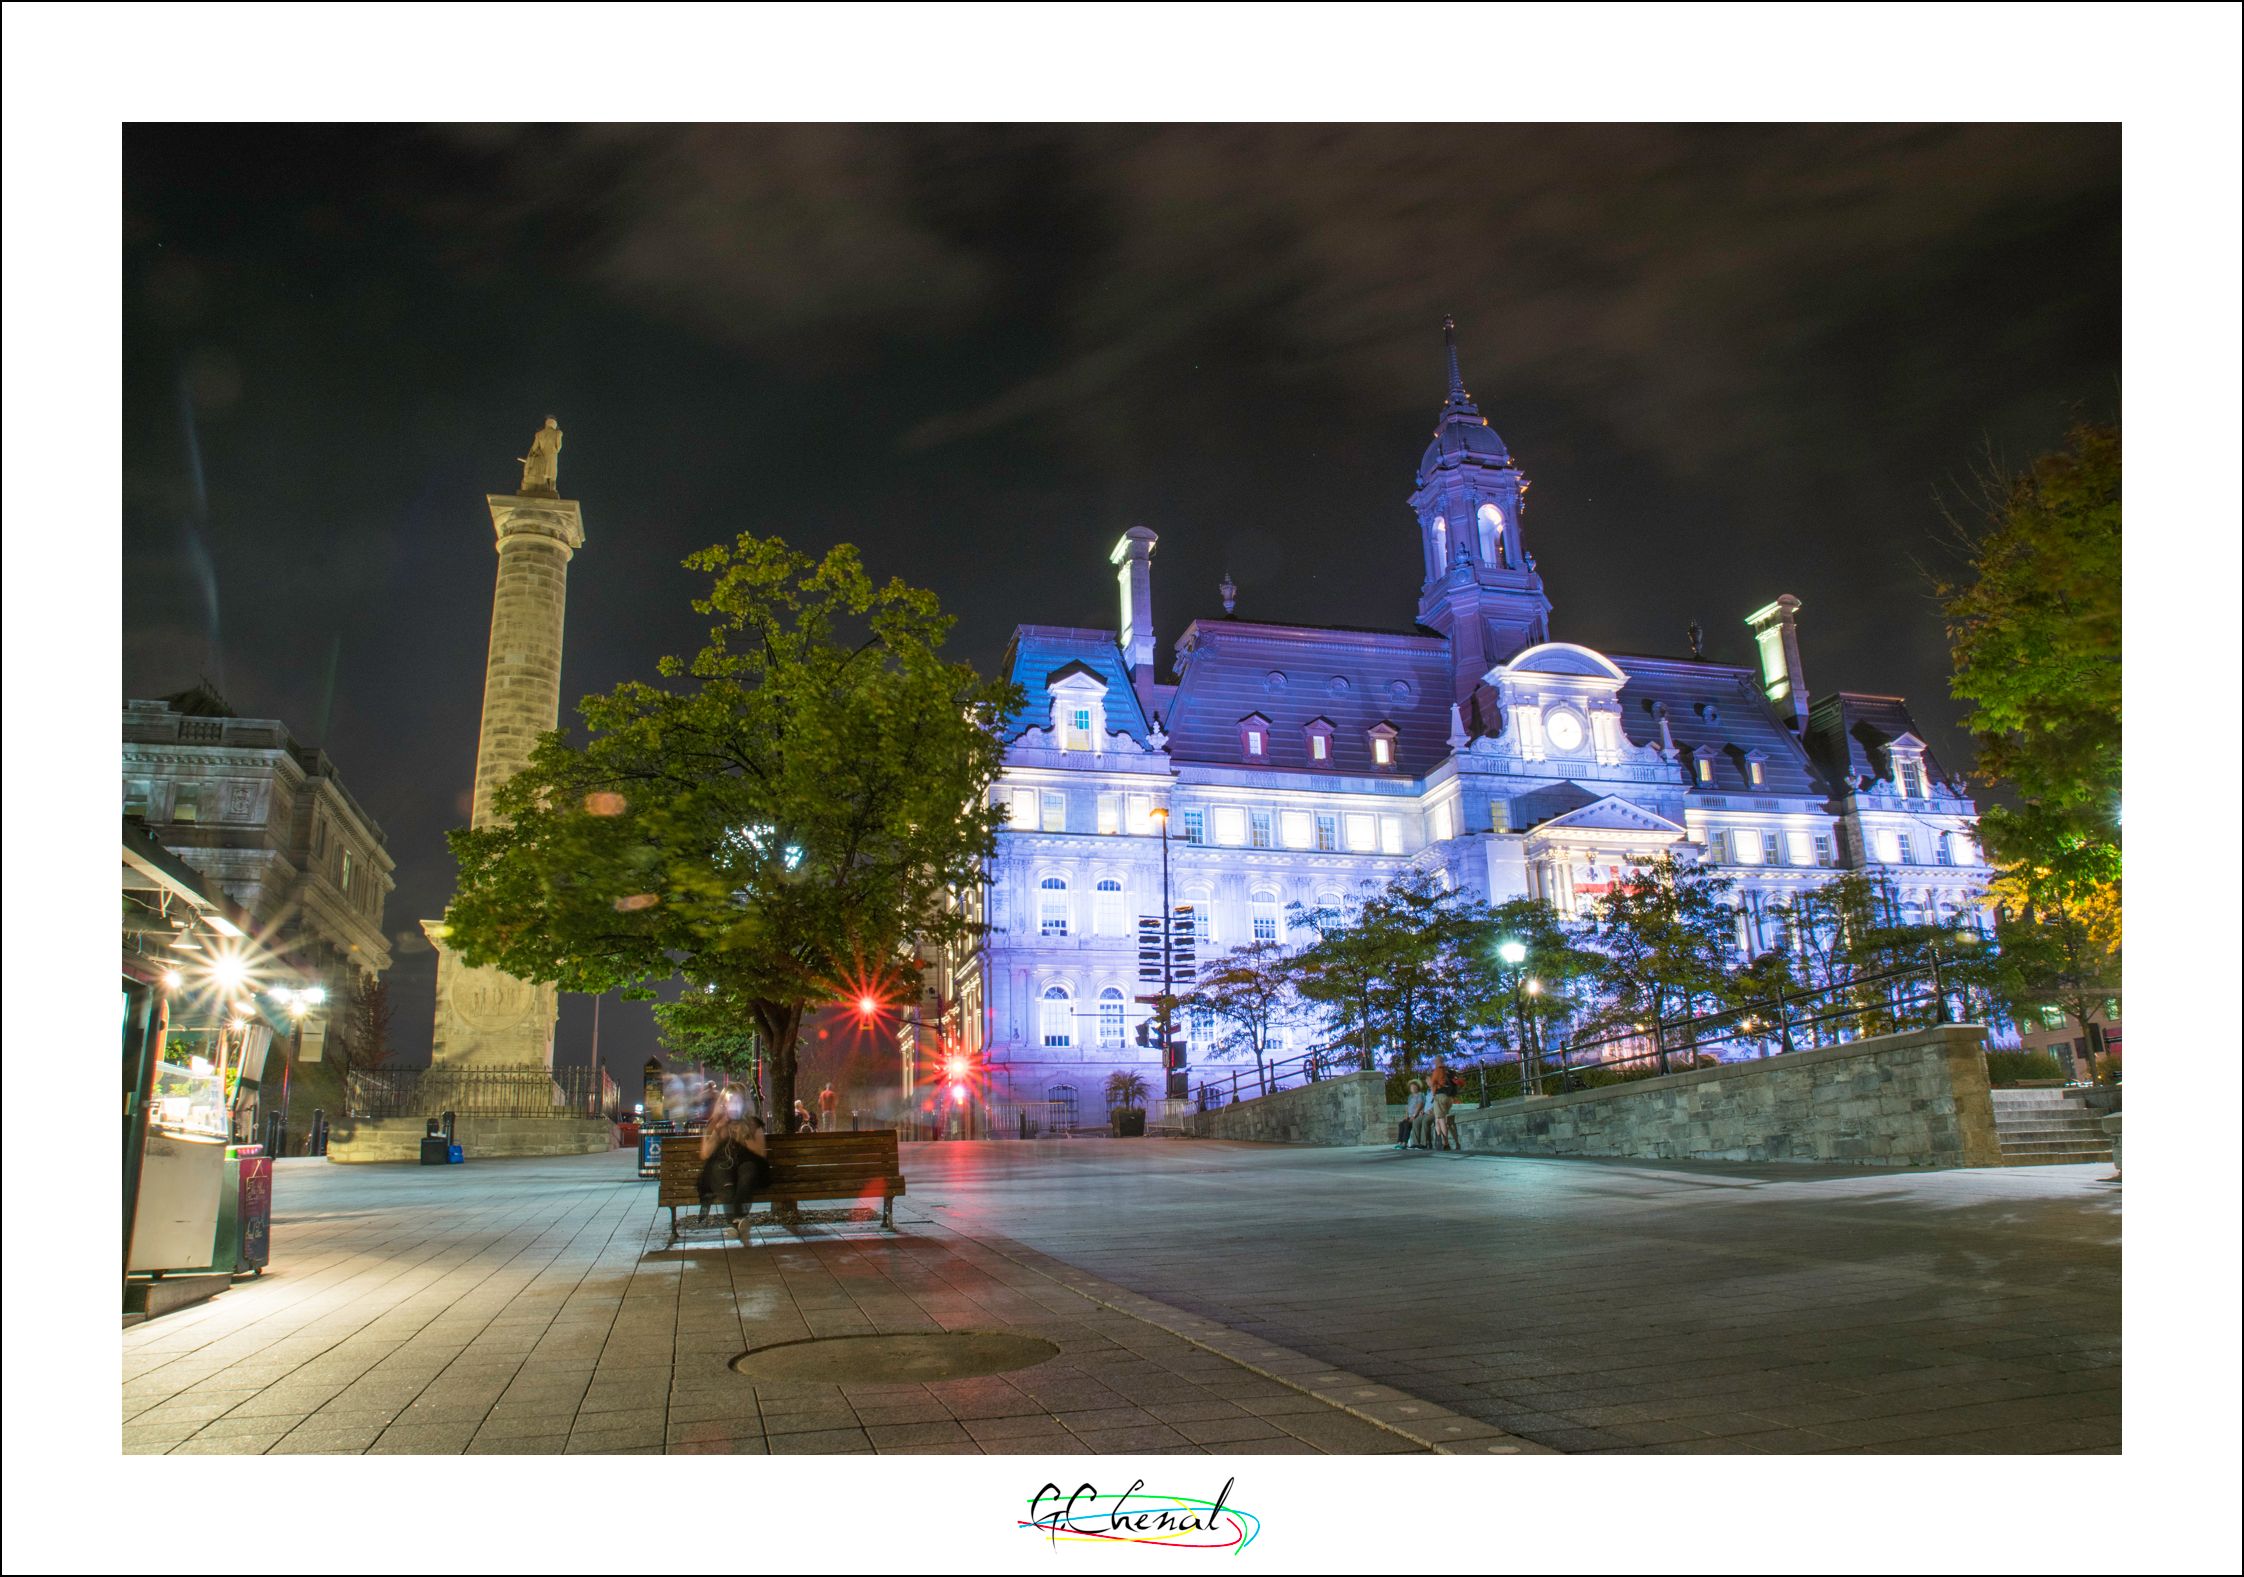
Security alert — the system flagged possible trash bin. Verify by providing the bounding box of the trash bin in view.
[420,1119,449,1165]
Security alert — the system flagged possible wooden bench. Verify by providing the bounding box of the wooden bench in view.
[655,1130,906,1248]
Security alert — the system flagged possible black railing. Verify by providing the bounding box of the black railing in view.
[346,1064,608,1120]
[1192,961,1969,1112]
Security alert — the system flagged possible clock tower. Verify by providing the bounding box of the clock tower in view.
[1411,318,1553,703]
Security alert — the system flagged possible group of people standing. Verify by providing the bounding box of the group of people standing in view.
[1396,1058,1468,1153]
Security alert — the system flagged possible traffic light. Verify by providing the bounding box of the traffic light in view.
[1134,1018,1156,1049]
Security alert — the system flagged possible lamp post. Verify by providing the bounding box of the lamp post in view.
[1498,938,1537,1095]
[1149,804,1178,1102]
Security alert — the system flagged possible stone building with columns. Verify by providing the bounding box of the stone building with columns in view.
[952,321,1990,1129]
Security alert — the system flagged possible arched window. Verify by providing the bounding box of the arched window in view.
[1095,877,1125,935]
[1039,875,1069,936]
[1182,888,1214,944]
[1250,890,1281,944]
[1040,984,1073,1047]
[1478,502,1505,566]
[1098,987,1125,1046]
[1431,515,1448,569]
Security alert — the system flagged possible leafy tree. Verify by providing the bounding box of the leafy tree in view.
[1577,853,1738,1052]
[1185,940,1299,1096]
[654,986,764,1089]
[1291,870,1506,1073]
[1937,421,2121,947]
[1483,896,1600,1085]
[1289,894,1386,1070]
[442,535,1018,1126]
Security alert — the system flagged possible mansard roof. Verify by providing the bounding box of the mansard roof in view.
[1603,653,1826,797]
[1163,618,1453,776]
[996,625,1153,744]
[1805,692,1958,792]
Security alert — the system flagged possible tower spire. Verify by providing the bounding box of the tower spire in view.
[1443,314,1466,401]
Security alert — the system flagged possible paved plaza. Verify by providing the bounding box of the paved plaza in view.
[121,1140,2119,1455]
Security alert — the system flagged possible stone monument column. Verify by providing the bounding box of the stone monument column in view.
[425,419,585,1070]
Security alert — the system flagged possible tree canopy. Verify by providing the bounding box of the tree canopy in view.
[442,534,1018,1120]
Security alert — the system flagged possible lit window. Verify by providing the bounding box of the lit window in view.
[1010,788,1037,827]
[1069,707,1093,751]
[1706,830,1727,864]
[1249,810,1273,848]
[1477,502,1504,565]
[1097,794,1120,835]
[1874,829,1902,864]
[1040,876,1069,936]
[1246,729,1264,757]
[1041,986,1073,1047]
[1373,737,1393,766]
[1951,831,1976,865]
[341,850,355,888]
[1213,807,1248,845]
[1695,756,1714,784]
[1315,813,1339,852]
[1126,794,1153,834]
[1041,790,1066,832]
[1311,734,1328,761]
[1345,813,1377,852]
[1181,809,1206,845]
[1748,760,1765,787]
[172,784,202,823]
[1098,987,1125,1046]
[1251,892,1281,944]
[1095,877,1124,935]
[1380,816,1403,854]
[1430,802,1453,842]
[1280,810,1312,848]
[1431,515,1448,567]
[1786,831,1815,867]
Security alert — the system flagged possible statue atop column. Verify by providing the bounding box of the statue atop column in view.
[518,417,563,496]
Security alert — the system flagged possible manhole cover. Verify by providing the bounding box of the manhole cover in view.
[729,1330,1059,1384]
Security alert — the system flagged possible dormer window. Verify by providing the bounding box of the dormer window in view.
[1693,747,1716,785]
[1045,663,1109,755]
[1745,751,1768,788]
[1067,706,1094,751]
[1367,722,1398,769]
[1302,716,1335,764]
[1237,713,1271,761]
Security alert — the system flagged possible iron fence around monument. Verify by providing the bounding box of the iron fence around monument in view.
[346,1064,608,1120]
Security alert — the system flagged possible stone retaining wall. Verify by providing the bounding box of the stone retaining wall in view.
[326,1115,615,1164]
[1451,1024,2001,1167]
[1182,1069,1392,1146]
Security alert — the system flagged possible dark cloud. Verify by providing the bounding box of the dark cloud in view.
[121,124,2118,1078]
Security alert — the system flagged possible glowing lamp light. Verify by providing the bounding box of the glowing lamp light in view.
[949,1082,966,1103]
[207,952,250,992]
[943,1054,967,1081]
[1525,978,1543,997]
[584,790,627,816]
[162,969,182,991]
[858,995,879,1017]
[303,984,326,1006]
[1497,939,1527,966]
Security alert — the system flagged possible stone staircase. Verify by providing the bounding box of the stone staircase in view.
[1992,1089,2115,1165]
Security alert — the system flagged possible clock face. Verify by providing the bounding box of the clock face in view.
[1545,709,1586,752]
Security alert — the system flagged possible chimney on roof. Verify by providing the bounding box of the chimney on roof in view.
[1111,527,1160,718]
[1745,594,1809,732]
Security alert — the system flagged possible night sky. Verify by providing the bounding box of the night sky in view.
[120,124,2120,1081]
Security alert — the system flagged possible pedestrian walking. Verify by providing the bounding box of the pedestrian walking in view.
[696,1084,772,1246]
[818,1082,838,1132]
[1396,1079,1427,1150]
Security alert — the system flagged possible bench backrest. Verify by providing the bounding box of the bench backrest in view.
[656,1129,902,1207]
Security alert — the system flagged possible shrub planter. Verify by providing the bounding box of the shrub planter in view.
[1111,1108,1148,1137]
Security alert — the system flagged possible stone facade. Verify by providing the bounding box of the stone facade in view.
[426,479,584,1070]
[1448,1024,2002,1168]
[325,1114,612,1164]
[944,322,1993,1131]
[1183,1069,1393,1147]
[123,688,394,1058]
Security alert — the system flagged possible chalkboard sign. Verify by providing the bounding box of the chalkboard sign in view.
[238,1153,273,1269]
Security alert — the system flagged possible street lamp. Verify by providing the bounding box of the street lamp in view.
[1497,939,1538,1095]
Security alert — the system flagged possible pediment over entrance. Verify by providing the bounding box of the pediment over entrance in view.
[1524,793,1687,840]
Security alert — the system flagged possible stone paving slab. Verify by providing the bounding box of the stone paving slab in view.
[120,1148,1539,1456]
[897,1138,2121,1455]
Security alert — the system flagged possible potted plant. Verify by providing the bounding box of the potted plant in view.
[1106,1070,1150,1136]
